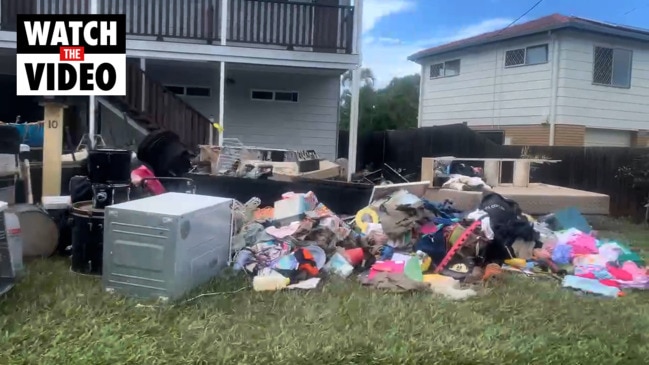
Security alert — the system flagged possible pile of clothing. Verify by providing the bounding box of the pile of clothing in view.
[539,227,647,297]
[229,189,648,299]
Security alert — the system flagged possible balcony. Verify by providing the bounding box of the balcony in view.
[0,0,355,54]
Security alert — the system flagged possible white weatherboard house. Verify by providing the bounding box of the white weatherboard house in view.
[409,14,649,147]
[0,0,364,162]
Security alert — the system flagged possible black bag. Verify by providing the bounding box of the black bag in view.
[479,192,539,263]
[479,192,522,227]
[69,176,93,204]
[0,125,20,154]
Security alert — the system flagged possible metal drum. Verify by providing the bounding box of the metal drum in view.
[6,203,59,258]
[71,201,104,275]
[87,149,132,184]
[91,183,131,209]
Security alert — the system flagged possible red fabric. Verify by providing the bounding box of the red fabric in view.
[131,166,166,195]
[606,264,634,281]
[598,279,621,288]
[576,272,596,280]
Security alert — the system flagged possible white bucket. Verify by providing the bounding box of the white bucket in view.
[4,211,23,276]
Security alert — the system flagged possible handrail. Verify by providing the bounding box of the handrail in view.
[0,0,355,53]
[120,62,210,148]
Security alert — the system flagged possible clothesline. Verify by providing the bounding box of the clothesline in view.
[0,121,45,125]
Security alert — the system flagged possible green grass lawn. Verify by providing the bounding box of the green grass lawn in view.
[2,222,649,364]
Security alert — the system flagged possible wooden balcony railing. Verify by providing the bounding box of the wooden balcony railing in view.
[227,0,354,53]
[121,61,210,148]
[100,0,220,42]
[0,0,354,54]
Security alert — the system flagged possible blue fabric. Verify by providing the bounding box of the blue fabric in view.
[432,217,459,226]
[553,207,591,233]
[423,199,462,219]
[562,275,620,298]
[10,123,44,147]
[380,245,394,260]
[415,229,447,265]
[552,244,573,265]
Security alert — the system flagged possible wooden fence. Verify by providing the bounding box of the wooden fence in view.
[338,125,649,220]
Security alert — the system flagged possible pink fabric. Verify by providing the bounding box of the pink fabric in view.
[265,221,301,239]
[575,274,621,288]
[420,223,438,235]
[606,264,633,281]
[621,261,648,281]
[131,166,166,195]
[368,261,405,280]
[599,279,621,288]
[567,233,598,256]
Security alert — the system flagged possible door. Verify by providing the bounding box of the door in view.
[584,128,632,147]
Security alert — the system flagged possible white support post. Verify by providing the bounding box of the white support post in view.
[346,0,363,181]
[221,0,228,46]
[209,115,215,146]
[347,68,360,181]
[218,61,225,146]
[351,0,362,55]
[88,96,96,148]
[140,57,146,111]
[89,0,98,148]
[217,0,228,147]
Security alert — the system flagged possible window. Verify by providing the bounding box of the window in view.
[186,87,211,97]
[505,44,548,67]
[165,85,185,95]
[251,90,299,103]
[274,91,299,102]
[163,85,211,97]
[593,46,633,88]
[429,59,461,79]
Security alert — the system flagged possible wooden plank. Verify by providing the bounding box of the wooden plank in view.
[41,103,67,198]
[420,157,435,187]
[428,157,561,163]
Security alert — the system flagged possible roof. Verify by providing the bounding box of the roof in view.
[408,14,649,62]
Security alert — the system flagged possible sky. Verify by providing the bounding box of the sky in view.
[363,0,649,88]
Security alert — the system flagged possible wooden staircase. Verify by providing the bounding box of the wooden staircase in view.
[105,62,211,149]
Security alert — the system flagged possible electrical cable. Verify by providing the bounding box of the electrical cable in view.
[492,0,546,38]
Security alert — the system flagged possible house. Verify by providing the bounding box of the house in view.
[408,13,649,147]
[0,0,363,161]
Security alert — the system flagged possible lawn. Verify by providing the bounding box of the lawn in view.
[2,221,649,364]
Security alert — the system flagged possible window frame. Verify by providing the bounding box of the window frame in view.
[592,45,633,89]
[250,89,300,103]
[504,43,549,68]
[163,84,212,98]
[429,59,461,79]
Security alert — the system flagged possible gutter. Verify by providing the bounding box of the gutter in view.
[409,21,649,63]
[417,64,425,128]
[548,31,561,146]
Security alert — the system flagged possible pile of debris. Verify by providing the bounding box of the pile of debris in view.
[230,189,648,299]
[196,140,345,181]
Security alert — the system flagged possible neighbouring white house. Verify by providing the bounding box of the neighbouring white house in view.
[0,0,363,161]
[408,13,649,147]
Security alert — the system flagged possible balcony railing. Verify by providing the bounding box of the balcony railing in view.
[0,0,355,54]
[120,61,209,147]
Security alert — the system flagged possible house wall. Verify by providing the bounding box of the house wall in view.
[224,68,340,160]
[418,33,553,128]
[471,124,585,146]
[143,60,340,160]
[556,30,649,132]
[144,60,221,121]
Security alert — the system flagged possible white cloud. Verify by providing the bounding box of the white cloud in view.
[362,0,416,33]
[363,17,514,88]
